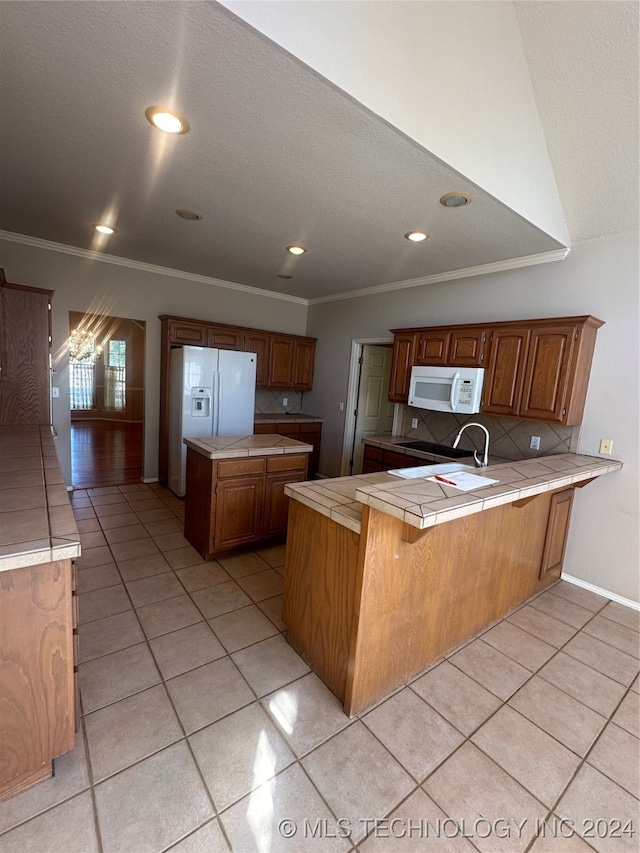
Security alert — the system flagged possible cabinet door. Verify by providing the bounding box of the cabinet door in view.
[481,327,531,416]
[292,339,316,390]
[168,319,208,346]
[389,333,416,402]
[415,331,450,365]
[269,336,295,387]
[300,422,322,477]
[448,328,486,367]
[245,332,271,387]
[520,325,577,423]
[207,325,244,350]
[214,476,264,551]
[540,488,575,579]
[361,444,383,473]
[263,470,306,538]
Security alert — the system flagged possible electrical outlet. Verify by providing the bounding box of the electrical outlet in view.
[339,402,344,412]
[599,439,613,455]
[282,397,288,407]
[411,418,419,429]
[52,387,59,398]
[529,436,540,450]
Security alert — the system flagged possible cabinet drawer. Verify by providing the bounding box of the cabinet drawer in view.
[276,422,300,437]
[253,423,274,435]
[267,454,308,473]
[216,458,265,478]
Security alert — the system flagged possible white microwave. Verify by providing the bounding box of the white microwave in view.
[408,365,484,414]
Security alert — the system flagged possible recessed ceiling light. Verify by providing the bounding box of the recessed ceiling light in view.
[93,223,116,235]
[176,209,203,221]
[404,230,430,242]
[286,245,307,255]
[145,106,190,135]
[440,192,473,207]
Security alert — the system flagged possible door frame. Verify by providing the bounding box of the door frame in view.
[340,337,401,476]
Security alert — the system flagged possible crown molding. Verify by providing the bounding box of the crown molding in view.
[0,230,308,305]
[309,248,571,305]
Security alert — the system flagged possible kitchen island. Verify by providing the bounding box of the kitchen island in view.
[183,434,312,559]
[0,425,80,801]
[283,452,622,716]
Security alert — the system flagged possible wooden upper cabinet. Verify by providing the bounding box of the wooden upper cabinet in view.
[292,338,316,390]
[167,318,208,346]
[269,335,295,387]
[448,328,486,367]
[207,325,244,350]
[389,333,417,402]
[391,315,603,424]
[519,324,576,422]
[482,327,531,416]
[415,331,450,365]
[245,331,271,387]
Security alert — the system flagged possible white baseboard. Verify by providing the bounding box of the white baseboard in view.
[562,573,640,611]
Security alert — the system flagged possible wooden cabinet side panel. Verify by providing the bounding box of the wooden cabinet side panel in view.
[0,286,51,425]
[283,501,360,701]
[344,493,558,716]
[0,560,75,795]
[183,449,214,557]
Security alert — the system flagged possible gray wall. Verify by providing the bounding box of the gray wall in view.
[0,238,308,484]
[305,231,639,602]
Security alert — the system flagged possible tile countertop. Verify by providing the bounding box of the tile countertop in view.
[183,434,313,460]
[253,414,324,423]
[285,453,623,535]
[0,424,80,573]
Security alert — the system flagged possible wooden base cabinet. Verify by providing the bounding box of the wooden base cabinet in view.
[184,451,309,559]
[0,559,76,802]
[254,422,322,477]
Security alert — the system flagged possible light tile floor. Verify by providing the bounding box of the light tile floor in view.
[0,482,638,853]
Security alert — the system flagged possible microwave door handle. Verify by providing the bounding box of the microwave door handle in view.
[450,372,461,410]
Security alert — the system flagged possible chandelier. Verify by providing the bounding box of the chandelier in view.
[69,327,102,361]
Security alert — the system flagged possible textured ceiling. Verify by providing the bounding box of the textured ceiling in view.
[0,1,636,302]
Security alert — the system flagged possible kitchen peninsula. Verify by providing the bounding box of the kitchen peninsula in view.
[183,434,312,560]
[283,452,622,716]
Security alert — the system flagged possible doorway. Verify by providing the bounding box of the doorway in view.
[69,311,145,489]
[341,338,401,475]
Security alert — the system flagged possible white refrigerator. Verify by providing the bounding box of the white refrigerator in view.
[168,345,257,496]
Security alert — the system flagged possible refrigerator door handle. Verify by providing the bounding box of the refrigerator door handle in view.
[212,370,220,435]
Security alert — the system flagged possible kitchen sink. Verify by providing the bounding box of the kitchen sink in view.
[396,440,471,459]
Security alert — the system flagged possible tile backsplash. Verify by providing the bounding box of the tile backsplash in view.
[254,389,303,415]
[399,406,580,461]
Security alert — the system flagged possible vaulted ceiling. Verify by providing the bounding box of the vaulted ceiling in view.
[0,2,637,302]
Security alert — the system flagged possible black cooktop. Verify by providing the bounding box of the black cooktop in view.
[397,440,471,459]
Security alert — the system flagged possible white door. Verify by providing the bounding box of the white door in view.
[351,345,394,474]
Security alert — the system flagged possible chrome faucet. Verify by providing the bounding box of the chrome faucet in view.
[452,422,490,468]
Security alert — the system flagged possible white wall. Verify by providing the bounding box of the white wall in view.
[305,231,639,602]
[0,238,307,484]
[221,0,569,245]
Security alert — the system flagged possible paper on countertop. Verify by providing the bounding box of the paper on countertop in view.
[427,471,499,491]
[388,466,444,479]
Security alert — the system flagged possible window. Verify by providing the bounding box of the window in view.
[104,340,126,411]
[69,340,97,411]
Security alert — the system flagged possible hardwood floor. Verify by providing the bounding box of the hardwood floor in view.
[70,420,143,489]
